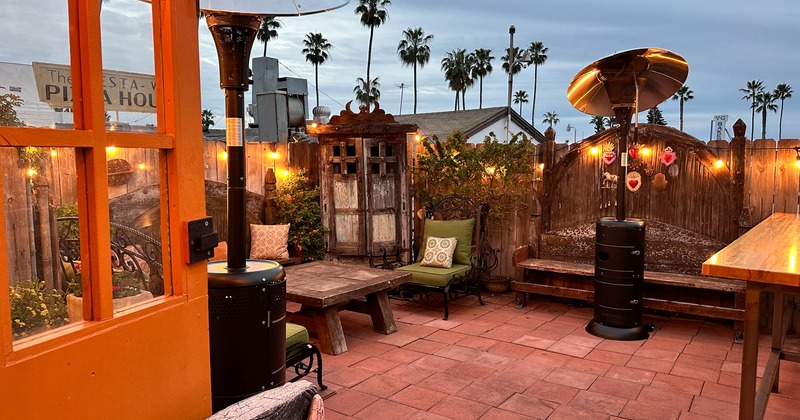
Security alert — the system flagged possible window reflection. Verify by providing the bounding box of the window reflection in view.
[1,1,73,129]
[108,148,167,308]
[4,147,79,340]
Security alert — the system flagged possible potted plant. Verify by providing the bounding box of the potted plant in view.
[273,170,328,262]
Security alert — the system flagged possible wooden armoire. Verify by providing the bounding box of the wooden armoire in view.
[308,102,416,262]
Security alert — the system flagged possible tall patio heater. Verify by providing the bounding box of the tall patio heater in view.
[567,48,688,340]
[198,0,349,411]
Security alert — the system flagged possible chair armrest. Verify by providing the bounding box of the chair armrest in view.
[207,381,317,420]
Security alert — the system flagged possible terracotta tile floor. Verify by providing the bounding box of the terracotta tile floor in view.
[289,293,800,420]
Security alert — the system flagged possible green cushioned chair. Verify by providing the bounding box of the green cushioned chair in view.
[285,322,326,390]
[393,195,497,320]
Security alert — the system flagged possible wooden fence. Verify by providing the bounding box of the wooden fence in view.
[4,125,800,283]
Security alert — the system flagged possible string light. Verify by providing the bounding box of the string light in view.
[138,163,146,170]
[106,146,117,153]
[220,151,228,160]
[795,147,800,168]
[590,146,599,155]
[27,168,37,177]
[715,159,725,168]
[641,147,650,156]
[486,166,496,175]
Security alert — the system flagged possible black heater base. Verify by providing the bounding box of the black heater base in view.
[586,320,650,341]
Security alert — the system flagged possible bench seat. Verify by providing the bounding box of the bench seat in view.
[512,246,746,340]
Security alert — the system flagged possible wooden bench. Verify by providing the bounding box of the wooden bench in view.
[512,245,746,340]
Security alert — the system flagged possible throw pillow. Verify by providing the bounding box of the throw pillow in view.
[249,224,290,260]
[420,218,475,265]
[420,236,458,269]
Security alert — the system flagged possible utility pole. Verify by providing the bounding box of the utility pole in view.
[396,83,406,115]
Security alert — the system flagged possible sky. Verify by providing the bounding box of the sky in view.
[2,0,799,143]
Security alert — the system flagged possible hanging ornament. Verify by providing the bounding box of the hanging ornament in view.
[652,172,668,192]
[601,142,616,165]
[601,172,618,189]
[626,171,642,192]
[602,150,617,165]
[668,164,679,177]
[660,147,677,166]
[628,143,641,160]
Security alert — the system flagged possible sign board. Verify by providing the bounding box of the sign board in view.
[713,115,728,141]
[32,62,156,113]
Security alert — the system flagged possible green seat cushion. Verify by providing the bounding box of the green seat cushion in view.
[396,263,471,287]
[420,218,475,265]
[286,322,309,350]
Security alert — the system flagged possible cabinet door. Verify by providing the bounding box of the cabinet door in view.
[322,138,365,255]
[364,138,404,255]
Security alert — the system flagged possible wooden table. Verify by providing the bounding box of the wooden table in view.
[702,212,800,419]
[284,261,411,355]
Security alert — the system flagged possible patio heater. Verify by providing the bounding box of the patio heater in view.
[567,48,688,340]
[197,0,349,412]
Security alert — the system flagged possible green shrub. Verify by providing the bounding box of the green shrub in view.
[414,131,537,219]
[9,280,69,339]
[274,170,328,262]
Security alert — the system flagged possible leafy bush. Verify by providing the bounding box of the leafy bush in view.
[273,170,328,262]
[9,280,69,339]
[414,131,537,218]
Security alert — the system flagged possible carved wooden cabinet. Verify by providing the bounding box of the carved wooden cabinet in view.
[308,103,416,262]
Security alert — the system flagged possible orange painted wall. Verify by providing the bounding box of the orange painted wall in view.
[0,0,212,418]
[0,298,211,419]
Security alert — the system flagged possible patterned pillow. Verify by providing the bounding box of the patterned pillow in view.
[249,224,290,260]
[420,236,458,269]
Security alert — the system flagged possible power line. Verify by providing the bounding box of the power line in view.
[278,61,347,109]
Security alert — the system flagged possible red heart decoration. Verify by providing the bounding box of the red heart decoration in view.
[663,154,674,164]
[628,147,639,160]
[628,179,639,188]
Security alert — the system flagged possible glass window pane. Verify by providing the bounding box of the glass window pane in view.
[0,1,73,129]
[101,0,158,131]
[107,147,167,309]
[4,146,79,341]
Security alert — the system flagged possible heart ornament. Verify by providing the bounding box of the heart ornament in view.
[602,150,616,165]
[626,171,642,192]
[628,145,640,160]
[660,147,677,166]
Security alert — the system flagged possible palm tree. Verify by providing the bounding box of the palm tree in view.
[527,41,548,125]
[755,91,778,139]
[604,117,617,128]
[513,90,528,115]
[773,83,793,140]
[302,32,333,108]
[201,109,214,132]
[471,48,494,109]
[590,116,605,133]
[671,85,693,131]
[441,49,473,111]
[354,77,381,107]
[397,27,433,114]
[740,80,764,140]
[355,0,391,107]
[256,17,282,57]
[501,46,526,88]
[542,111,559,127]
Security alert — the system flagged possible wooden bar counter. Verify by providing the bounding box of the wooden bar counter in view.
[702,212,800,419]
